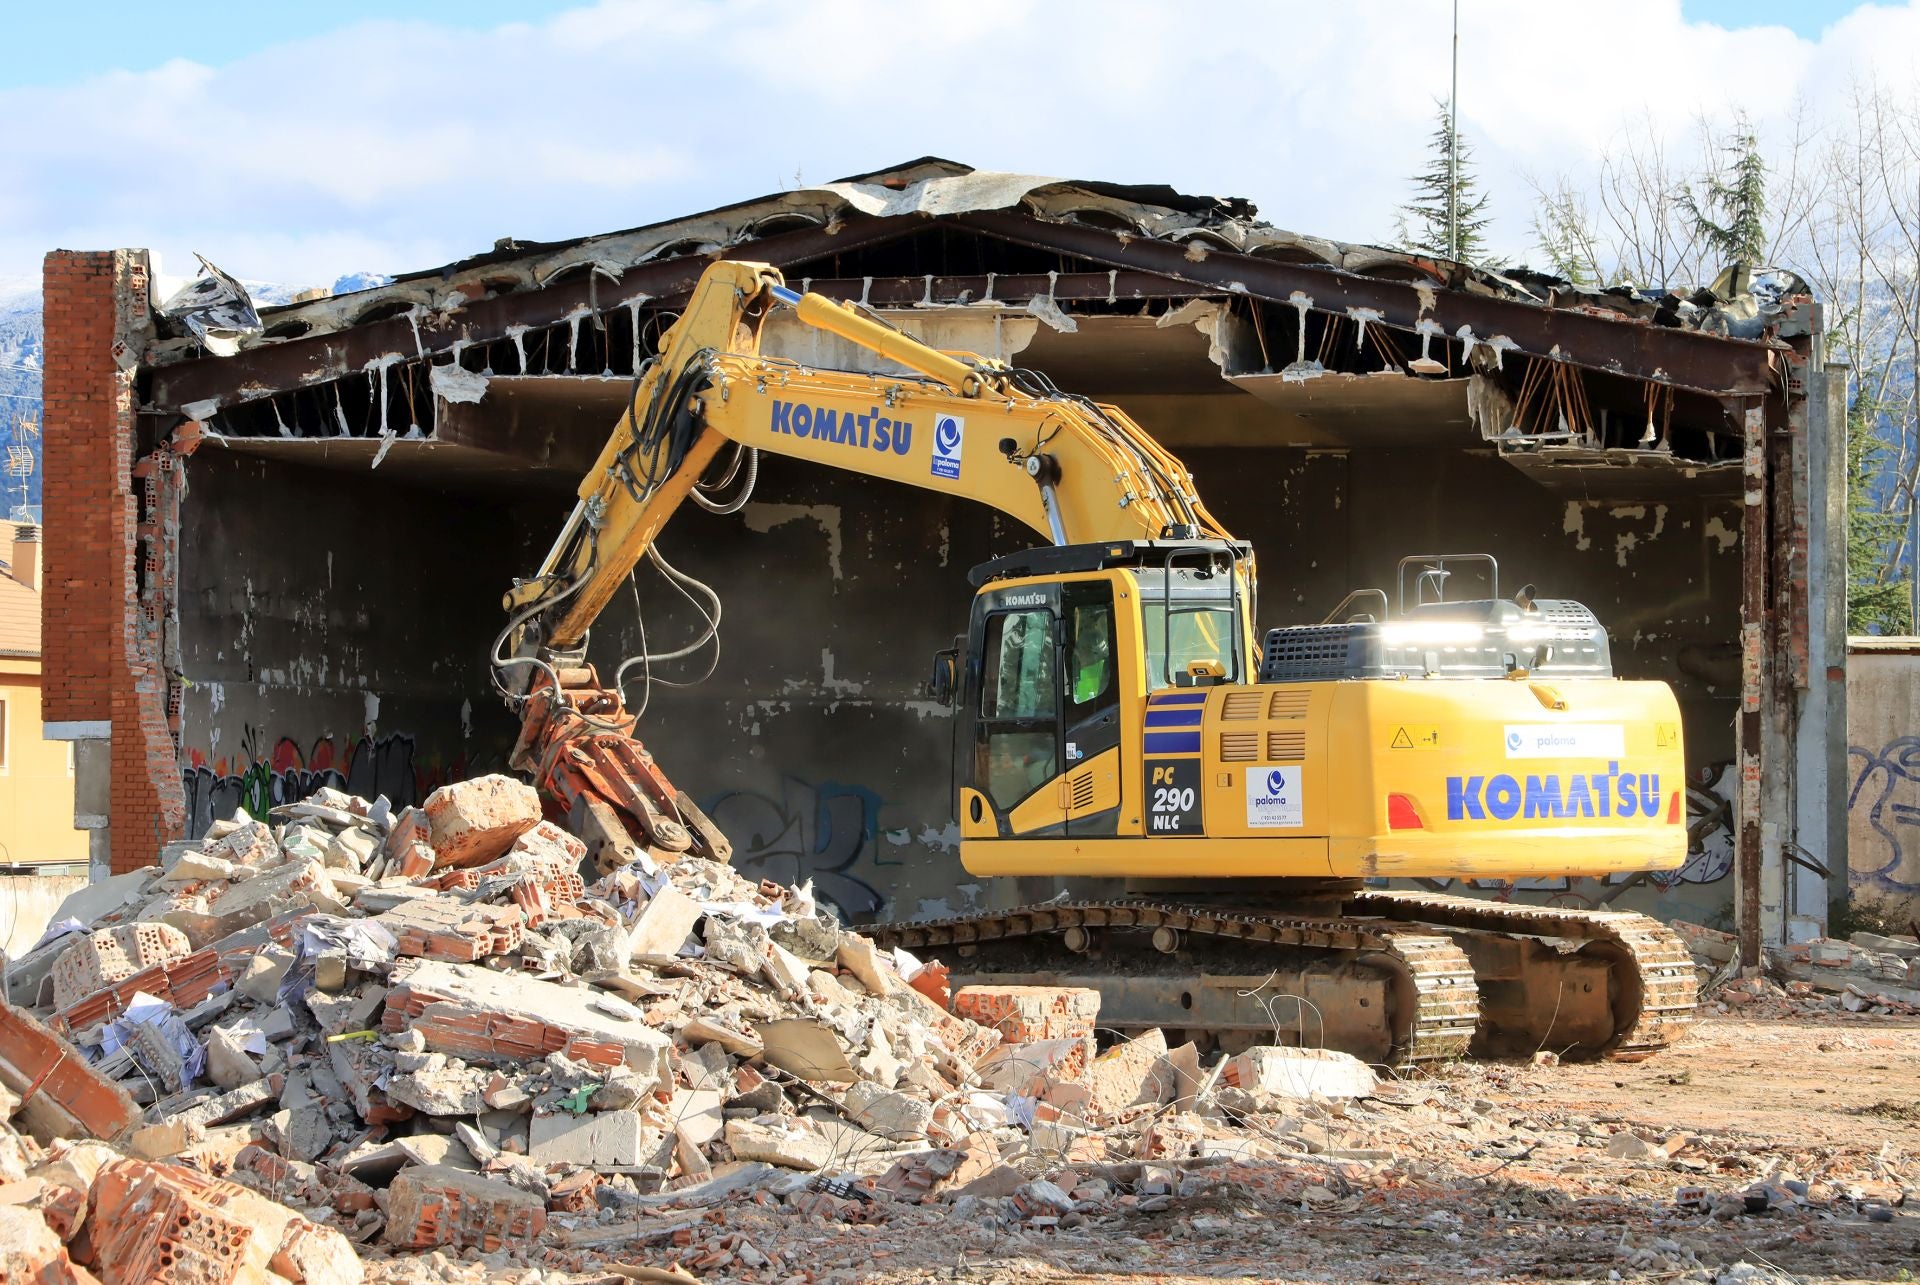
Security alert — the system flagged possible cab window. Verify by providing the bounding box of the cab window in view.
[978,609,1058,808]
[1143,604,1238,688]
[1066,601,1114,713]
[981,609,1055,719]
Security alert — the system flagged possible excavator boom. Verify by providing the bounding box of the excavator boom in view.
[511,260,1232,657]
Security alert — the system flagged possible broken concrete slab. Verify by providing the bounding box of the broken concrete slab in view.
[385,1163,546,1251]
[422,775,542,870]
[843,1080,933,1140]
[836,934,902,996]
[528,1108,667,1171]
[203,1025,263,1091]
[206,859,346,939]
[724,1116,831,1170]
[753,1018,857,1083]
[0,1204,84,1283]
[1222,1046,1377,1103]
[383,960,674,1088]
[1085,1027,1170,1117]
[627,885,703,963]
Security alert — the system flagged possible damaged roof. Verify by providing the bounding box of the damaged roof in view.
[145,157,1812,376]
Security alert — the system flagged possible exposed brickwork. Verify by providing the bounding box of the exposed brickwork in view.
[39,251,126,723]
[48,921,192,1011]
[41,249,186,873]
[952,984,1102,1044]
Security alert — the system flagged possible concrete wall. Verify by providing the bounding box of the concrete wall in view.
[1847,640,1920,925]
[0,658,88,867]
[171,450,539,836]
[0,874,89,959]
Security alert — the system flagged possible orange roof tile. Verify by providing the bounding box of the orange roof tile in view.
[0,570,38,657]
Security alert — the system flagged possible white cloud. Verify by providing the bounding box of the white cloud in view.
[1,0,1917,289]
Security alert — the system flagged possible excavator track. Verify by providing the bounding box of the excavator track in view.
[1347,889,1698,1061]
[875,901,1480,1065]
[874,892,1696,1067]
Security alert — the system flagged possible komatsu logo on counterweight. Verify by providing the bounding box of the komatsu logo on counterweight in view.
[1446,763,1662,821]
[769,399,914,455]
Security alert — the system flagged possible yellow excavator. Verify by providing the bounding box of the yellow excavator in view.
[497,260,1697,1066]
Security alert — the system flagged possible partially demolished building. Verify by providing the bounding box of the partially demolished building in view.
[39,158,1845,962]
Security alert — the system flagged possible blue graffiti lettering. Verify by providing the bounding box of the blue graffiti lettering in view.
[1848,736,1920,893]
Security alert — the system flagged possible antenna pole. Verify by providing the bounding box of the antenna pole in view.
[1448,0,1460,261]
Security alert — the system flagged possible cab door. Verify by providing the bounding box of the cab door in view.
[1061,581,1121,835]
[973,604,1065,828]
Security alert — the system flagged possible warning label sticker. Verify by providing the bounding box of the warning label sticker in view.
[1245,767,1304,829]
[1388,724,1440,751]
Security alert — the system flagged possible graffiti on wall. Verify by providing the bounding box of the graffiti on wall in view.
[1849,735,1920,893]
[180,728,488,838]
[705,777,894,919]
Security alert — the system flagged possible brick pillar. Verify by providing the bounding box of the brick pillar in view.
[40,249,184,874]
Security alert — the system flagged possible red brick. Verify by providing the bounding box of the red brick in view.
[384,1165,545,1251]
[953,984,1101,1044]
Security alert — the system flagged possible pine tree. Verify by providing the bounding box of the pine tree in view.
[1396,102,1500,266]
[1681,117,1769,268]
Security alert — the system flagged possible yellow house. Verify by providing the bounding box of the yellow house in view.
[0,522,87,870]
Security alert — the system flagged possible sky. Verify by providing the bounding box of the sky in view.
[0,0,1913,295]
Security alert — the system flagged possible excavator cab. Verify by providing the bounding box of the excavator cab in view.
[933,537,1254,841]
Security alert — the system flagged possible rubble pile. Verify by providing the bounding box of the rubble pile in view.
[1674,920,1920,1017]
[4,778,1914,1283]
[0,775,1380,1283]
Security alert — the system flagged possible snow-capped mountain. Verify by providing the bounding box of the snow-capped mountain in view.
[0,267,366,521]
[0,276,43,519]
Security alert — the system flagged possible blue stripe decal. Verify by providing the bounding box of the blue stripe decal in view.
[1143,731,1203,754]
[1144,709,1204,728]
[1148,691,1209,705]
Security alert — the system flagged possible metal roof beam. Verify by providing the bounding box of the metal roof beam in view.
[950,209,1779,396]
[147,214,924,415]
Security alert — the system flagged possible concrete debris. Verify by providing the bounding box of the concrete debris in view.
[1673,922,1920,1016]
[421,775,543,869]
[16,773,1910,1281]
[385,1164,546,1251]
[1220,1045,1378,1105]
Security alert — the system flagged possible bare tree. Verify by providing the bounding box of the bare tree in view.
[1527,87,1920,631]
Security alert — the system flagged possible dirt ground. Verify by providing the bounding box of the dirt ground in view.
[366,1009,1920,1285]
[870,1013,1920,1285]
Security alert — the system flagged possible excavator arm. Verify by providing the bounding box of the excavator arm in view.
[498,259,1235,871]
[506,260,1232,655]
